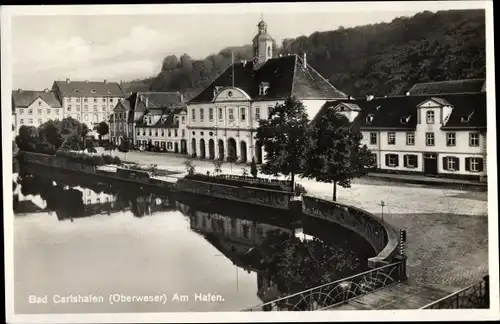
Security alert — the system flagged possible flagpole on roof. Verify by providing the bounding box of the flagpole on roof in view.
[232,51,235,88]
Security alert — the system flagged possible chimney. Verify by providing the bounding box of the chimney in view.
[85,80,89,83]
[66,78,70,83]
[104,79,107,84]
[18,88,22,93]
[44,88,49,92]
[303,53,307,68]
[145,96,148,108]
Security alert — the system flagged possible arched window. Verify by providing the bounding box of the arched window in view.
[268,46,271,57]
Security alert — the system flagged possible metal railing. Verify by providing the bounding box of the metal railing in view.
[420,275,490,309]
[243,259,406,311]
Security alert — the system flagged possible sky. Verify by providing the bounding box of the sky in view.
[3,2,487,90]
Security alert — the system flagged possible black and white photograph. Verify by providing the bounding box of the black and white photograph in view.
[2,1,498,323]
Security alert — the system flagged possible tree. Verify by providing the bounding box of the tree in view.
[96,121,109,140]
[118,139,130,160]
[242,168,249,177]
[255,96,311,189]
[250,157,258,178]
[302,110,373,201]
[183,159,196,176]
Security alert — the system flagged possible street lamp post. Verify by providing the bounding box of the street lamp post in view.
[380,200,385,222]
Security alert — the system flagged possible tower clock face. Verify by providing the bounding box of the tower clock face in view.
[252,57,259,64]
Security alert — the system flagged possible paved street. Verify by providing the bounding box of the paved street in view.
[107,149,489,292]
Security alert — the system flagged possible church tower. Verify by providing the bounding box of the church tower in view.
[252,18,273,69]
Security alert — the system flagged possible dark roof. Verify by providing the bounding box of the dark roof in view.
[12,90,62,108]
[135,107,184,129]
[347,93,486,130]
[52,80,124,97]
[407,79,486,96]
[132,92,185,112]
[189,54,347,104]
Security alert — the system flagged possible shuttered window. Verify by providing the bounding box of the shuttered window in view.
[465,157,484,172]
[442,156,460,171]
[403,154,418,168]
[385,154,399,167]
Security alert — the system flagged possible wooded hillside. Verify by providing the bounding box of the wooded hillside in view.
[121,9,485,98]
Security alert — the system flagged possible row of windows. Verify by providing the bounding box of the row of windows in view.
[67,105,111,112]
[136,140,174,150]
[66,97,116,103]
[136,128,184,138]
[18,108,60,115]
[191,106,269,123]
[141,115,186,125]
[369,132,481,147]
[383,153,484,172]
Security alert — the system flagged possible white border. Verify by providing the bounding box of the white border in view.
[2,1,498,323]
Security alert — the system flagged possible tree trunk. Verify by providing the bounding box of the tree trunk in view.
[332,181,337,201]
[291,172,295,191]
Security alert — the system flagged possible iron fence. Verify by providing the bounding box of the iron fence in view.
[421,276,490,309]
[243,259,406,311]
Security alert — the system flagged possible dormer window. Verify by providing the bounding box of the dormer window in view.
[91,89,96,93]
[107,90,112,94]
[366,114,374,124]
[259,82,270,96]
[400,115,411,124]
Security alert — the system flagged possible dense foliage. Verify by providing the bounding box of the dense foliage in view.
[302,110,374,201]
[122,10,485,97]
[54,150,122,166]
[96,121,109,139]
[259,230,364,295]
[255,97,311,189]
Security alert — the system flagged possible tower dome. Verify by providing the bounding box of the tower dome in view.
[252,17,274,69]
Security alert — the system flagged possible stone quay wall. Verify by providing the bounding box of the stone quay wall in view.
[302,194,400,268]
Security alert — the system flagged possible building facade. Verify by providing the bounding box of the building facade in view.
[109,92,187,150]
[186,18,348,164]
[12,89,63,134]
[51,79,124,130]
[318,86,487,181]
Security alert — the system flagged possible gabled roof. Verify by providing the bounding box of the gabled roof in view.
[189,54,347,104]
[349,93,486,130]
[135,107,184,129]
[132,92,185,112]
[52,80,124,97]
[407,79,486,96]
[12,90,62,108]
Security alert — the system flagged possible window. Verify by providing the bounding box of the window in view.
[426,132,435,146]
[228,108,234,121]
[182,129,185,137]
[137,129,140,135]
[76,105,80,110]
[191,108,196,122]
[385,154,399,167]
[161,129,165,137]
[28,109,33,115]
[85,114,88,121]
[209,108,214,121]
[469,133,479,147]
[38,101,42,106]
[94,98,98,103]
[181,116,186,124]
[20,119,24,124]
[426,110,435,124]
[444,156,459,171]
[119,124,122,130]
[155,129,158,136]
[200,108,204,122]
[406,132,415,145]
[240,107,246,121]
[370,153,377,167]
[446,132,456,146]
[84,98,88,103]
[168,130,172,137]
[87,199,91,205]
[388,132,395,145]
[56,109,60,115]
[110,98,113,103]
[67,105,72,112]
[218,108,223,121]
[19,109,23,114]
[369,132,377,145]
[37,109,42,114]
[143,130,146,136]
[102,105,105,110]
[76,98,80,103]
[47,110,50,115]
[466,157,483,172]
[38,118,42,124]
[255,107,260,120]
[268,106,274,118]
[403,154,418,168]
[149,129,152,136]
[29,118,33,124]
[102,98,106,102]
[174,129,178,137]
[167,142,173,150]
[66,98,71,102]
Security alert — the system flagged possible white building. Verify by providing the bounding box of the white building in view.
[11,89,63,134]
[51,79,124,130]
[186,18,348,163]
[318,85,487,181]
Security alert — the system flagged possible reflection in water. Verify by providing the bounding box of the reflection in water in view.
[13,165,374,313]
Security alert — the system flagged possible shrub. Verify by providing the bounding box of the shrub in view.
[250,158,258,178]
[112,156,122,165]
[294,183,307,196]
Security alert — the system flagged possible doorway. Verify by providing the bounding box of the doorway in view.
[424,153,438,176]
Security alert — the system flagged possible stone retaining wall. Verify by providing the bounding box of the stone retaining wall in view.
[302,194,400,268]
